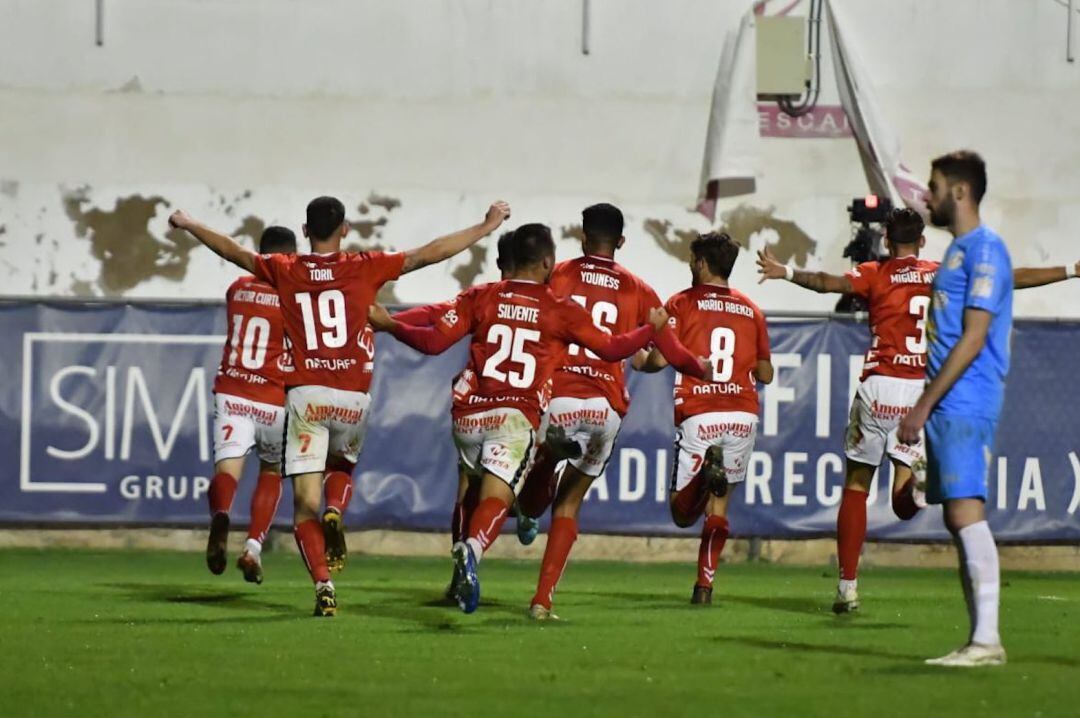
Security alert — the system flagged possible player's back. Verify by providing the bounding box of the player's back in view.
[252,250,403,391]
[214,275,288,405]
[548,255,660,415]
[455,280,581,426]
[666,284,769,423]
[847,256,938,381]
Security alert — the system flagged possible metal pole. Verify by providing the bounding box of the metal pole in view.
[1069,0,1075,63]
[581,0,590,56]
[95,0,104,47]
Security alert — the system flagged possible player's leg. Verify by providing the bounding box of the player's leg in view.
[833,460,876,613]
[691,417,753,604]
[282,388,335,615]
[669,417,724,528]
[529,401,618,619]
[516,403,582,521]
[322,455,356,573]
[445,465,480,601]
[320,388,372,573]
[924,414,1004,666]
[208,394,259,574]
[451,409,535,613]
[834,383,890,613]
[207,456,245,574]
[236,403,287,584]
[236,459,283,584]
[292,471,336,617]
[887,429,926,520]
[692,491,732,605]
[529,464,589,619]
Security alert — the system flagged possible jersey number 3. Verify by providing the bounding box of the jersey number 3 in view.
[482,324,540,388]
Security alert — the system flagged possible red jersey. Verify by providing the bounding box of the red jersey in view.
[845,256,939,381]
[429,280,650,427]
[213,276,288,405]
[548,255,662,416]
[251,251,404,391]
[665,284,770,423]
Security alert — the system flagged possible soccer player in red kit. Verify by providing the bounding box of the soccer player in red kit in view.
[638,232,774,605]
[207,226,295,584]
[757,206,1079,613]
[367,223,670,614]
[515,203,708,620]
[169,197,510,616]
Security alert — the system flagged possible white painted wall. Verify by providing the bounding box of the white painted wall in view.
[3,0,1080,315]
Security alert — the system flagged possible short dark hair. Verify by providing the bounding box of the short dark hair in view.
[582,203,623,249]
[258,226,297,255]
[885,207,924,245]
[305,196,346,241]
[689,231,739,279]
[932,150,987,204]
[509,223,555,269]
[495,230,515,272]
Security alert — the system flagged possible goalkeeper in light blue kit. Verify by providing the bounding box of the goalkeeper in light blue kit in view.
[898,150,1011,667]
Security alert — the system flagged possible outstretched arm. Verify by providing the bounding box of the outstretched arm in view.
[1013,262,1079,289]
[571,307,667,362]
[756,247,853,294]
[169,210,257,274]
[652,327,710,379]
[400,201,511,275]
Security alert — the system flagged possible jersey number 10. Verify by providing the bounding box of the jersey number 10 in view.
[227,315,271,370]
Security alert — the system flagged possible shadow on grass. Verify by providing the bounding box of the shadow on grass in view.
[714,634,925,662]
[721,594,829,616]
[98,581,300,616]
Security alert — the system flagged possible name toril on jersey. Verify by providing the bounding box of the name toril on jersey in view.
[667,285,770,423]
[547,256,661,417]
[214,276,289,406]
[845,257,939,381]
[251,250,403,391]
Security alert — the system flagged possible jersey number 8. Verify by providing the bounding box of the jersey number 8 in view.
[709,327,736,382]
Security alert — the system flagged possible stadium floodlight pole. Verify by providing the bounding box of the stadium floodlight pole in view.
[95,0,104,47]
[582,0,590,55]
[1069,0,1075,63]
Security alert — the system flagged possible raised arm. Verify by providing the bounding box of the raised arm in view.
[756,247,853,294]
[168,210,257,274]
[1013,262,1079,289]
[400,201,511,275]
[897,308,991,443]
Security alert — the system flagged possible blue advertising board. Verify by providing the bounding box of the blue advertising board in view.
[1,300,1077,541]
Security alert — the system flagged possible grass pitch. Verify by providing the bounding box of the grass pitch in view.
[0,547,1076,717]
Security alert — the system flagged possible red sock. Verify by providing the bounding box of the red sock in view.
[246,472,282,544]
[516,448,558,519]
[531,516,578,609]
[293,519,330,583]
[208,472,238,517]
[672,472,709,524]
[892,478,920,521]
[467,497,510,554]
[837,488,869,581]
[324,471,353,515]
[696,515,730,588]
[451,482,481,545]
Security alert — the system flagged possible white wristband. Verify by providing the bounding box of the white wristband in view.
[784,265,795,281]
[1067,264,1078,279]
